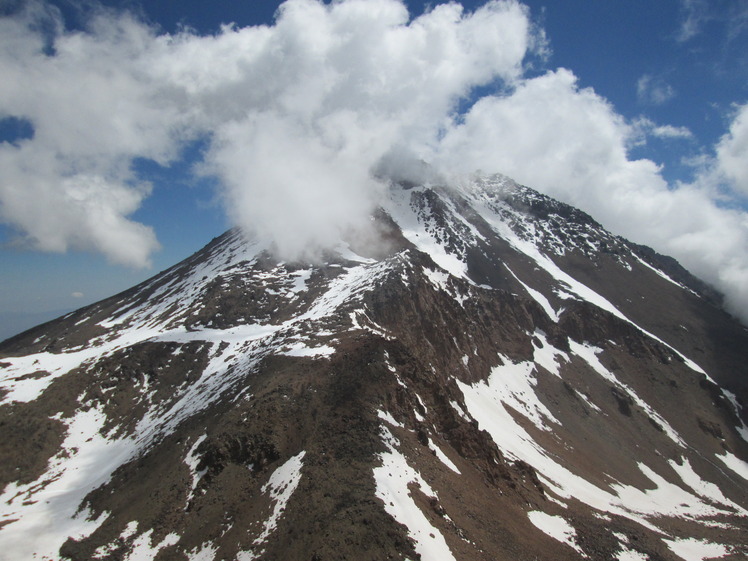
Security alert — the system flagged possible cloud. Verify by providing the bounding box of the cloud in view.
[0,1,173,266]
[714,103,748,196]
[677,0,748,44]
[0,0,537,262]
[1,0,748,324]
[636,74,675,106]
[631,117,693,142]
[649,124,693,140]
[71,291,84,298]
[677,0,710,42]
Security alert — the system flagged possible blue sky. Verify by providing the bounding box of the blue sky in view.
[1,0,747,340]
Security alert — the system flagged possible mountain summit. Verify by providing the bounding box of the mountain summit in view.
[1,175,747,561]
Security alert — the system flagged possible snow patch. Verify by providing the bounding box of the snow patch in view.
[527,511,586,557]
[462,354,560,436]
[280,342,335,358]
[663,537,730,561]
[569,340,685,446]
[721,389,748,442]
[614,532,649,561]
[531,330,568,378]
[92,521,140,559]
[505,265,560,322]
[253,451,306,546]
[458,376,741,535]
[186,542,218,561]
[0,407,137,560]
[716,451,748,482]
[377,409,404,428]
[184,434,208,506]
[373,426,456,561]
[669,457,746,514]
[428,439,461,474]
[423,267,451,293]
[124,529,180,561]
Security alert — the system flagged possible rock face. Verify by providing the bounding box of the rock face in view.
[1,174,747,561]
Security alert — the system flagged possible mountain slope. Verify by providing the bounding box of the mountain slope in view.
[1,174,747,561]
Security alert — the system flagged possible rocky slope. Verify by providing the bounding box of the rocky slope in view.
[1,174,747,561]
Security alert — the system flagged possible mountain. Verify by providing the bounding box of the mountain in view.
[1,174,747,561]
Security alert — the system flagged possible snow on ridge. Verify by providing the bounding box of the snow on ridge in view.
[631,253,699,297]
[0,407,138,560]
[252,451,306,547]
[427,438,461,474]
[463,184,709,377]
[333,242,377,264]
[569,340,685,447]
[101,233,264,331]
[385,186,471,282]
[298,259,392,323]
[457,364,741,535]
[0,254,396,557]
[668,457,747,515]
[505,264,560,322]
[716,451,748,483]
[2,255,392,407]
[184,434,208,506]
[373,426,456,561]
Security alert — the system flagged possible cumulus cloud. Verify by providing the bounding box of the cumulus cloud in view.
[0,0,536,261]
[1,0,748,323]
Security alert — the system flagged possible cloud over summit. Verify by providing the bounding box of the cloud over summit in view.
[1,0,537,262]
[2,0,748,322]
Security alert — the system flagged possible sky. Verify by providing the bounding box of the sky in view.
[0,0,747,339]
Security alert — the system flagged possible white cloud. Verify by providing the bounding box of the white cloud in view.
[631,117,693,142]
[649,124,693,140]
[677,0,710,42]
[0,0,537,262]
[1,0,748,324]
[714,103,748,195]
[636,74,675,105]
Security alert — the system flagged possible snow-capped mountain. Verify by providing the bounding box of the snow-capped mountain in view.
[1,174,747,561]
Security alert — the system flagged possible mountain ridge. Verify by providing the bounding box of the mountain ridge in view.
[1,174,747,561]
